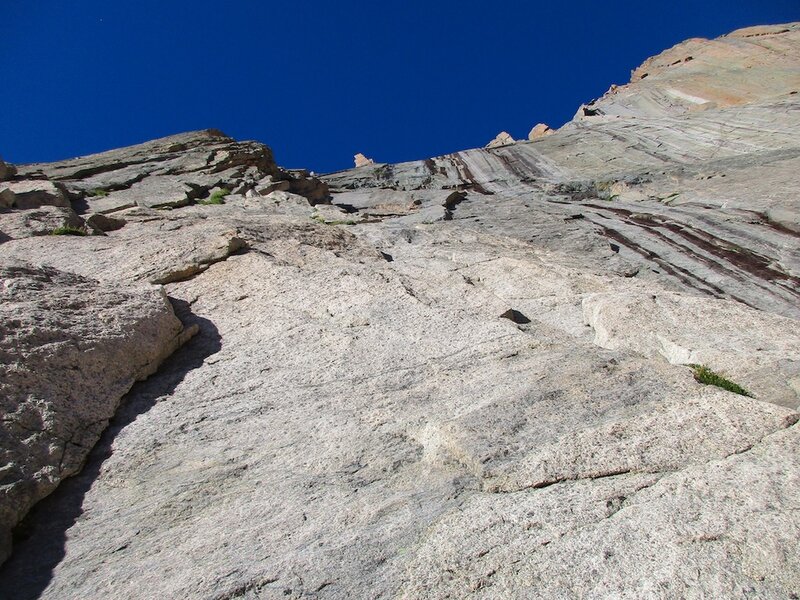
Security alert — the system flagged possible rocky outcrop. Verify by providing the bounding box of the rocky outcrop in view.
[485,130,515,148]
[528,123,554,139]
[576,22,800,119]
[323,26,800,321]
[0,206,89,240]
[13,129,329,214]
[1,22,800,600]
[253,170,330,205]
[0,180,70,210]
[0,260,195,564]
[354,152,374,168]
[0,158,15,181]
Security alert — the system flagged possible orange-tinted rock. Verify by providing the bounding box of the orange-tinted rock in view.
[528,123,554,140]
[577,22,800,119]
[354,153,375,168]
[486,131,515,148]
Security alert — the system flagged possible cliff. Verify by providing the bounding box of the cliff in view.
[1,23,799,599]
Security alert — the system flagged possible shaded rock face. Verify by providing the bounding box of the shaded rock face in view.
[1,22,800,600]
[0,158,16,182]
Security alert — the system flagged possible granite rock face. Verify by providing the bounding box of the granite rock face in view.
[1,22,800,600]
[0,261,195,564]
[0,206,89,240]
[579,22,800,119]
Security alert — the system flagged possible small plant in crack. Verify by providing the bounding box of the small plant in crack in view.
[199,188,230,205]
[87,188,109,197]
[688,364,753,397]
[50,226,88,236]
[311,213,356,226]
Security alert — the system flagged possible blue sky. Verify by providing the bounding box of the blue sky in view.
[2,1,798,173]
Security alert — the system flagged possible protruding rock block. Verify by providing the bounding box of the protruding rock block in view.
[486,131,515,148]
[0,205,87,240]
[528,123,554,140]
[0,180,70,209]
[354,153,375,168]
[0,157,16,182]
[0,260,196,563]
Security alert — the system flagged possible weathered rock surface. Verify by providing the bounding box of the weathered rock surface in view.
[84,212,126,233]
[578,22,800,119]
[0,206,88,240]
[485,130,515,148]
[323,25,800,321]
[0,261,195,564]
[13,129,328,215]
[0,180,70,210]
[528,122,554,139]
[253,171,330,205]
[0,158,15,182]
[1,21,800,600]
[583,291,800,408]
[405,421,800,598]
[354,152,375,168]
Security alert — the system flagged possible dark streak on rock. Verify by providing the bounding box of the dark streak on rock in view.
[585,204,800,295]
[595,224,729,297]
[451,154,492,196]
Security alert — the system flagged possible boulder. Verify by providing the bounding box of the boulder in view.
[85,212,127,233]
[255,173,330,205]
[286,174,329,205]
[0,260,196,563]
[255,174,291,196]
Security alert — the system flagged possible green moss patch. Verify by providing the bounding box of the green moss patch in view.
[689,364,753,398]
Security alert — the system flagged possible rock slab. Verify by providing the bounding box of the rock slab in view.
[0,260,195,563]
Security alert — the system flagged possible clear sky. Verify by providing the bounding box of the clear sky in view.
[2,1,799,173]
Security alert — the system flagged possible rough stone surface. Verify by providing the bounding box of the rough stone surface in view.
[485,130,515,148]
[84,212,126,233]
[0,206,87,241]
[528,122,554,139]
[583,291,800,408]
[1,22,800,600]
[576,22,800,120]
[0,261,195,564]
[354,152,374,168]
[0,158,15,182]
[0,181,70,210]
